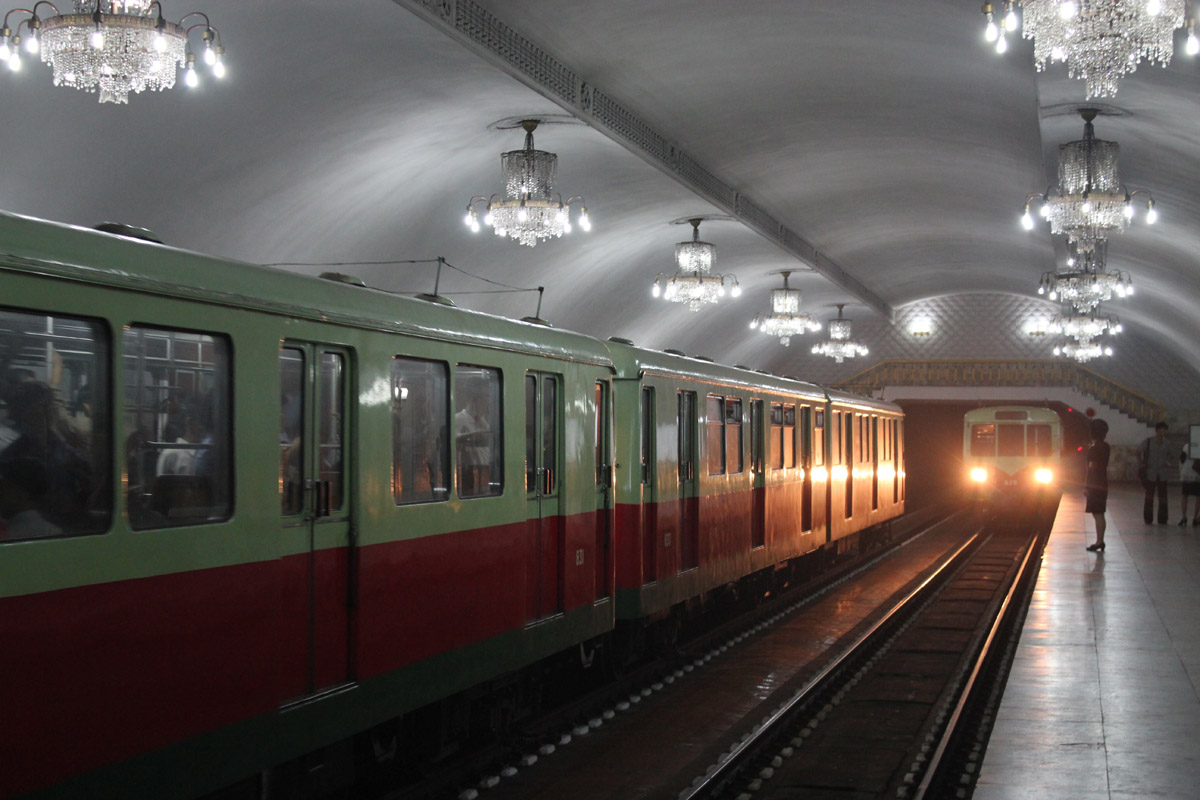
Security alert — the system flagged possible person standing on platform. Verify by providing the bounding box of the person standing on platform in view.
[1180,443,1200,527]
[1085,418,1110,552]
[1139,422,1174,525]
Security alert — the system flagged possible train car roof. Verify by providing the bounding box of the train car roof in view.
[0,212,613,368]
[605,338,902,415]
[963,406,1062,422]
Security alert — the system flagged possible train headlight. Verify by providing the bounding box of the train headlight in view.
[1034,468,1054,484]
[970,467,988,483]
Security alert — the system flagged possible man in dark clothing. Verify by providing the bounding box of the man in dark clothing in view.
[1139,421,1173,524]
[1085,418,1110,552]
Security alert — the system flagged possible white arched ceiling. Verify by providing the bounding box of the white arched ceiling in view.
[0,0,1196,409]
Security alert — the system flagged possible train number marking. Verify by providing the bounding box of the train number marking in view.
[575,549,585,566]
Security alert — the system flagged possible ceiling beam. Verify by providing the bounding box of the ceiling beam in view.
[395,0,894,321]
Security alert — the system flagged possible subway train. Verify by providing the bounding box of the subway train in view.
[963,406,1062,513]
[0,211,905,800]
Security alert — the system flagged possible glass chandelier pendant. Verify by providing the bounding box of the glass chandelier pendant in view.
[812,304,869,363]
[984,0,1190,98]
[1037,238,1133,312]
[1021,109,1156,247]
[1,1,227,104]
[1054,340,1114,362]
[464,120,591,247]
[1050,309,1123,343]
[749,271,820,346]
[650,219,741,311]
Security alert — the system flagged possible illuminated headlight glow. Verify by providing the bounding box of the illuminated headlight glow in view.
[1034,468,1054,484]
[970,467,988,483]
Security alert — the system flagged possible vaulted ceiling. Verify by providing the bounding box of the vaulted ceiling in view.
[1,0,1197,409]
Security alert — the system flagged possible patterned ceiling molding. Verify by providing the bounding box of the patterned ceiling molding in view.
[395,0,893,320]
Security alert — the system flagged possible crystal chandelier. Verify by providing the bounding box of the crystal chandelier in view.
[812,304,869,363]
[1037,238,1133,311]
[1050,309,1122,343]
[1021,109,1156,248]
[749,271,821,346]
[1054,339,1113,361]
[1,1,226,104]
[465,120,591,247]
[982,1,1195,98]
[651,219,741,311]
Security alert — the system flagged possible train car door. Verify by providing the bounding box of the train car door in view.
[677,390,699,572]
[525,372,563,621]
[279,343,354,699]
[750,399,766,549]
[593,381,611,601]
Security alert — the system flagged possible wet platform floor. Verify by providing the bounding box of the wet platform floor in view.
[975,483,1200,799]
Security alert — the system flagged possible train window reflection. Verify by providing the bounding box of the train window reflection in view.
[1028,424,1053,457]
[392,357,449,504]
[997,425,1024,457]
[126,326,232,529]
[970,424,996,457]
[455,365,502,498]
[0,308,110,541]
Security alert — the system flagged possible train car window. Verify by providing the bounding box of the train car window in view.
[126,327,231,529]
[525,376,537,492]
[997,425,1024,457]
[279,348,306,515]
[770,403,784,470]
[1028,424,1053,457]
[845,413,854,467]
[542,376,558,495]
[706,395,724,475]
[725,398,743,474]
[392,357,449,504]
[970,424,996,456]
[318,352,346,513]
[641,387,654,485]
[0,308,110,541]
[783,404,796,468]
[455,365,502,499]
[813,408,824,467]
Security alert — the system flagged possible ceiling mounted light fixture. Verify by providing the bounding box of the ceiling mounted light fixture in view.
[982,0,1192,98]
[1050,309,1123,343]
[1021,109,1156,248]
[1054,340,1113,362]
[465,119,590,247]
[651,218,740,311]
[1038,238,1133,311]
[0,1,226,104]
[812,304,869,363]
[748,271,821,346]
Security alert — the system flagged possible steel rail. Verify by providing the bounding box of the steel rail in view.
[677,528,984,800]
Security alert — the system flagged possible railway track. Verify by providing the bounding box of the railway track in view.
[683,518,1049,800]
[385,504,1049,800]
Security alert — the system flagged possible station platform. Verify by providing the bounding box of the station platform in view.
[975,483,1200,799]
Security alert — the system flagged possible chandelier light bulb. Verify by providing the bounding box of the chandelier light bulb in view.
[90,27,104,49]
[1005,4,1019,30]
[0,38,9,62]
[1145,201,1158,223]
[154,31,168,53]
[1105,346,1113,356]
[1021,209,1034,229]
[996,32,1008,53]
[212,55,225,79]
[1080,194,1092,213]
[7,46,19,71]
[652,281,661,298]
[1059,1,1077,20]
[184,64,198,88]
[483,211,494,227]
[1123,200,1134,219]
[730,283,741,298]
[1188,31,1200,55]
[24,30,36,54]
[1147,0,1162,16]
[986,19,999,41]
[578,211,591,231]
[1050,44,1066,60]
[516,205,528,223]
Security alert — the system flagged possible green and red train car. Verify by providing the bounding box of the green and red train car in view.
[0,212,904,799]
